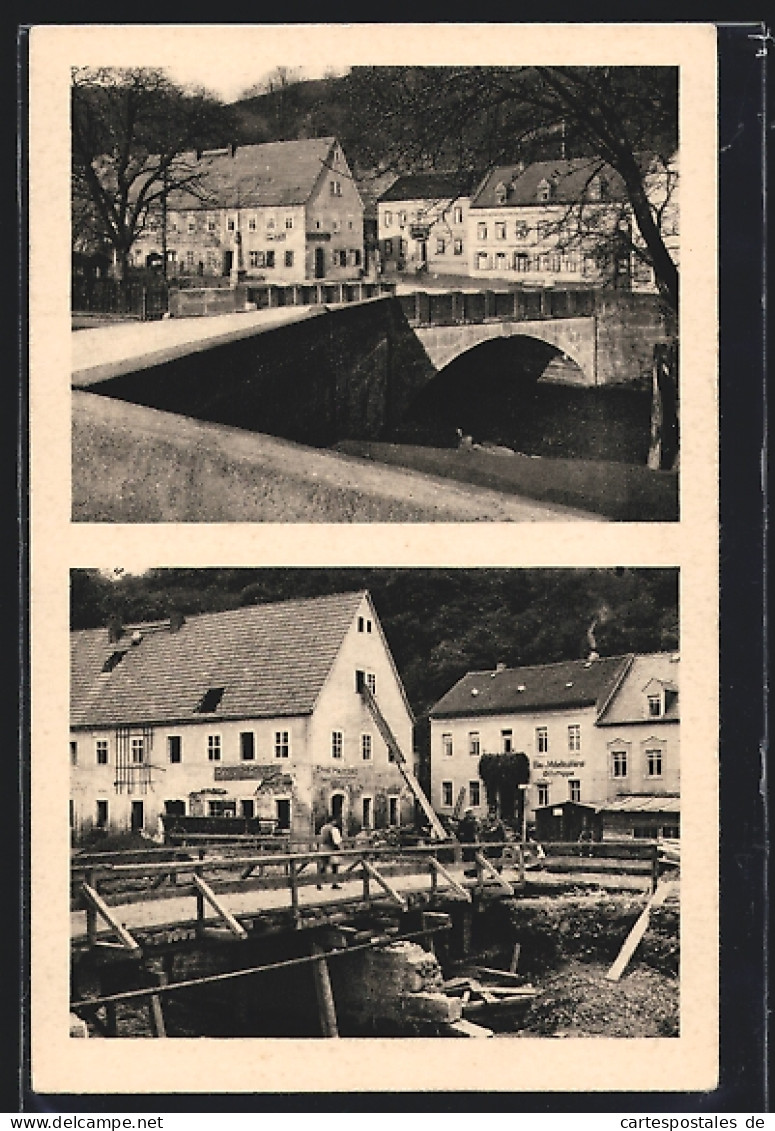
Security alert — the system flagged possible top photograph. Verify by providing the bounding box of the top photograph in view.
[69,60,681,523]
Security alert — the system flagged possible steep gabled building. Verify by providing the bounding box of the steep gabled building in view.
[70,591,414,841]
[429,652,680,834]
[132,137,365,283]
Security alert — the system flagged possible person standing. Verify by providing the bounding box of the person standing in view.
[317,816,343,890]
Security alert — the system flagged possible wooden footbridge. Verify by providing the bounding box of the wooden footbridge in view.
[70,837,669,1038]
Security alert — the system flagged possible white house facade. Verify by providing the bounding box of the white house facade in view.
[132,137,365,284]
[70,591,414,842]
[428,652,680,833]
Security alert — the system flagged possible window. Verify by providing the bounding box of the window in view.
[384,210,393,228]
[476,252,490,270]
[349,249,361,267]
[284,250,294,268]
[453,206,463,224]
[646,748,663,777]
[648,694,663,717]
[366,673,376,696]
[569,779,581,802]
[536,727,549,753]
[96,739,108,765]
[495,252,507,270]
[537,179,551,202]
[495,221,507,240]
[399,238,407,256]
[241,799,255,820]
[384,239,393,256]
[537,783,549,807]
[441,781,454,807]
[514,252,529,271]
[185,250,195,269]
[611,749,628,778]
[442,734,453,757]
[468,732,480,757]
[195,686,225,714]
[248,216,257,231]
[453,238,463,255]
[332,219,341,232]
[515,220,529,240]
[274,731,289,759]
[208,800,236,817]
[331,731,343,760]
[388,795,400,826]
[399,211,407,225]
[477,222,488,240]
[167,736,182,764]
[265,250,275,269]
[70,741,78,766]
[361,734,372,761]
[330,180,342,196]
[495,184,507,206]
[469,780,481,808]
[207,735,221,762]
[568,725,581,752]
[362,796,373,829]
[240,732,255,761]
[285,216,294,229]
[436,238,446,255]
[267,216,276,230]
[130,736,145,764]
[96,800,108,828]
[501,729,513,754]
[227,218,235,232]
[334,249,347,268]
[187,214,196,233]
[249,250,262,268]
[207,214,216,232]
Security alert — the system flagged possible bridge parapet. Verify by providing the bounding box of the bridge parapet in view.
[399,288,596,328]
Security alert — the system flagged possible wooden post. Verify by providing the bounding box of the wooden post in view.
[651,844,660,893]
[105,1001,118,1037]
[85,868,97,946]
[509,943,521,975]
[289,859,300,924]
[311,943,339,1037]
[195,850,205,936]
[517,842,526,887]
[146,968,168,1038]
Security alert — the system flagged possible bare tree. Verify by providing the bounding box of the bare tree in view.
[72,67,235,277]
[344,66,679,312]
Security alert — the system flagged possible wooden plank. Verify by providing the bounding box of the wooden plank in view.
[80,884,141,951]
[311,944,339,1038]
[606,881,674,982]
[509,943,521,974]
[445,1018,493,1038]
[191,873,248,939]
[360,860,408,909]
[428,857,472,901]
[473,966,524,984]
[474,851,514,895]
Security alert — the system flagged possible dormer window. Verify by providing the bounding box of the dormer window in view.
[195,687,225,714]
[647,694,663,718]
[494,181,508,206]
[537,178,552,202]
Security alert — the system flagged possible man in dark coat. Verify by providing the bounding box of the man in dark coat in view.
[457,808,480,873]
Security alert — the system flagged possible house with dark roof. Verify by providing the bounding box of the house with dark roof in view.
[467,154,677,293]
[376,171,481,277]
[132,137,364,283]
[428,651,680,833]
[70,591,414,841]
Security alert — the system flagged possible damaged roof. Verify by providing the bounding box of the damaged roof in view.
[71,590,370,729]
[429,655,632,720]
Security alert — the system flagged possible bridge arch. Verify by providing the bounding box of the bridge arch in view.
[413,316,597,386]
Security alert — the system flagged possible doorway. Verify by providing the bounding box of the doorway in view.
[275,798,291,832]
[314,247,326,279]
[130,800,144,832]
[330,792,346,825]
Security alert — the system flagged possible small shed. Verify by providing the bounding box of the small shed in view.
[595,795,680,840]
[534,800,601,843]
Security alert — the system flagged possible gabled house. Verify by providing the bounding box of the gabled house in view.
[428,652,680,833]
[376,172,479,277]
[70,591,414,841]
[468,154,677,293]
[132,137,365,284]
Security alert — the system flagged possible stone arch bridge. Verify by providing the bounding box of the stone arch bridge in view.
[73,287,674,447]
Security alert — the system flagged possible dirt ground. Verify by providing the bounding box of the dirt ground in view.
[500,958,679,1038]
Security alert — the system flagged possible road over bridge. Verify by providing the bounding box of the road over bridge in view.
[73,287,673,448]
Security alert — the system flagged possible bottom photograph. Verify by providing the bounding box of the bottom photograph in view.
[69,566,681,1040]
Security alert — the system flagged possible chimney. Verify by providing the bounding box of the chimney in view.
[169,610,186,633]
[107,615,123,644]
[495,662,507,672]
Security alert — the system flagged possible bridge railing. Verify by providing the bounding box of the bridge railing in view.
[399,288,597,328]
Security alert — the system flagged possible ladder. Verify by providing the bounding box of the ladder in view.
[358,681,447,840]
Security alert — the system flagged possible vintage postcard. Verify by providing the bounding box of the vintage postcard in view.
[26,22,718,1099]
